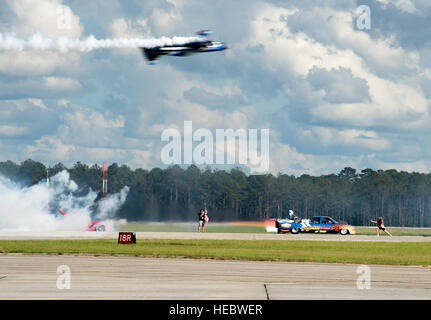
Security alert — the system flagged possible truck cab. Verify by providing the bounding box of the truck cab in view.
[311,216,337,231]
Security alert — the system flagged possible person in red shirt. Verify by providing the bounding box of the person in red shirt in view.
[370,217,392,236]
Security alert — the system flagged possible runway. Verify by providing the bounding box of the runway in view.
[1,231,429,300]
[0,231,430,242]
[0,254,430,300]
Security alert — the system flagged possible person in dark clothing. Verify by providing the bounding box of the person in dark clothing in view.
[198,208,206,232]
[288,210,298,221]
[370,217,392,236]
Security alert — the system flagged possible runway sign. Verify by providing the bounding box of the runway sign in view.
[118,232,136,244]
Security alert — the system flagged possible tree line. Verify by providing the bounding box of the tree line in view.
[1,159,430,227]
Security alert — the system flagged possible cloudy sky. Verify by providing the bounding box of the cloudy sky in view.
[1,0,431,175]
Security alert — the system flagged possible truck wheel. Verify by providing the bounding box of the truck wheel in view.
[291,228,299,234]
[277,228,282,234]
[340,228,349,235]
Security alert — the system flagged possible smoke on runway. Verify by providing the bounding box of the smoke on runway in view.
[0,170,128,231]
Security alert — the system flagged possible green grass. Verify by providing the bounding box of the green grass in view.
[1,239,430,266]
[117,222,266,234]
[354,227,431,237]
[117,222,431,237]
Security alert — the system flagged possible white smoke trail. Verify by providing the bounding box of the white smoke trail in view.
[0,170,129,232]
[0,32,204,53]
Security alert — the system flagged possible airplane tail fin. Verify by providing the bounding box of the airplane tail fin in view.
[196,30,213,36]
[140,47,160,62]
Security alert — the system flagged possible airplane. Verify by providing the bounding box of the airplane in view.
[140,30,228,64]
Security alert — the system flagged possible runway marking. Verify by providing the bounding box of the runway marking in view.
[264,284,270,300]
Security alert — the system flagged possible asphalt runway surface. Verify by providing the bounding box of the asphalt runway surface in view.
[0,254,430,300]
[0,231,430,300]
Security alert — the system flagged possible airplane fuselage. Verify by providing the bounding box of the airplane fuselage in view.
[141,40,227,62]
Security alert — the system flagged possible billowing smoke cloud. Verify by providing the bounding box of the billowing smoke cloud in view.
[0,32,203,52]
[0,170,129,232]
[96,186,129,221]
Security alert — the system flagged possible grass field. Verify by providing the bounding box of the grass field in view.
[1,239,430,266]
[117,222,431,237]
[354,226,431,237]
[117,222,266,234]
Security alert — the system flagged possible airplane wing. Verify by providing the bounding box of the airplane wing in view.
[141,46,194,61]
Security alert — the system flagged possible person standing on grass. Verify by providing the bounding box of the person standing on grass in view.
[370,217,392,236]
[198,208,206,232]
